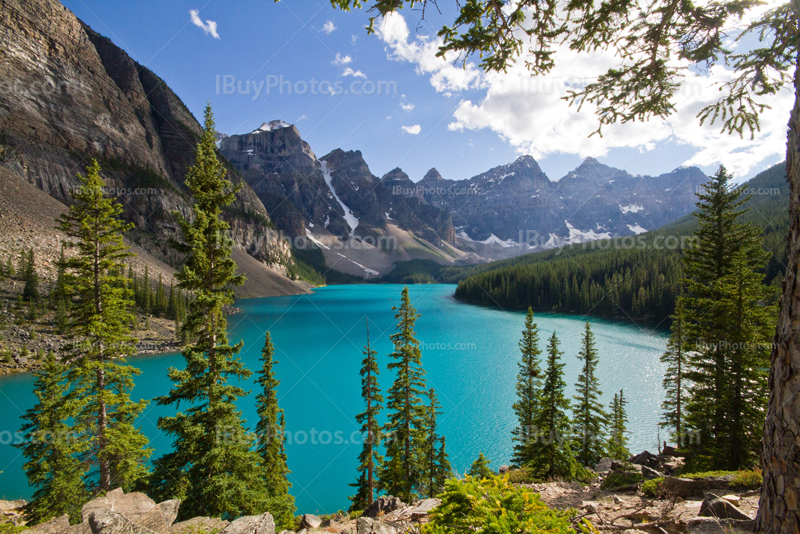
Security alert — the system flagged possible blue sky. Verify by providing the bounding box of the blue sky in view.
[62,0,789,182]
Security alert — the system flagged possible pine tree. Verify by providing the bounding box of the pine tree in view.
[349,319,383,512]
[58,159,151,492]
[254,332,295,529]
[511,307,542,468]
[681,166,775,470]
[527,332,582,480]
[468,453,493,479]
[606,390,630,460]
[16,352,88,524]
[22,249,40,303]
[149,105,268,520]
[660,302,687,446]
[7,255,16,278]
[142,265,151,314]
[571,322,607,467]
[379,286,428,502]
[420,387,450,498]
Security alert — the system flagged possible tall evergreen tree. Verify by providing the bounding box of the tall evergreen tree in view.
[22,249,40,303]
[468,453,493,479]
[349,319,383,512]
[379,286,428,502]
[58,159,151,492]
[606,390,630,461]
[254,332,295,529]
[511,308,542,468]
[149,105,268,520]
[527,332,582,480]
[660,302,687,446]
[571,322,607,467]
[681,166,776,470]
[420,387,450,498]
[17,352,88,524]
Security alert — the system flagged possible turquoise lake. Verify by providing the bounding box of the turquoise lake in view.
[0,284,668,514]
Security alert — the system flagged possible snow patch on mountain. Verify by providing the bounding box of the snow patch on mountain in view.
[320,160,359,235]
[481,234,518,248]
[566,221,611,243]
[620,204,644,214]
[627,223,648,235]
[251,120,291,134]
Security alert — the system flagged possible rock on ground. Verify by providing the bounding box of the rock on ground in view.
[363,496,405,518]
[356,517,397,534]
[221,513,275,534]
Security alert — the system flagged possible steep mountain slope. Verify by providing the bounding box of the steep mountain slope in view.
[0,0,304,296]
[219,126,469,278]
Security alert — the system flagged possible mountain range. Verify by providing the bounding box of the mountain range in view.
[219,122,709,277]
[1,0,711,284]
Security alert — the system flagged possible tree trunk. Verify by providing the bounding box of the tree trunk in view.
[756,50,800,534]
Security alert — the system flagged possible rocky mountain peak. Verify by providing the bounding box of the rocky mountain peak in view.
[251,120,292,134]
[422,168,445,183]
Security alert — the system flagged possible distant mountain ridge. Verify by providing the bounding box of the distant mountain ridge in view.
[219,121,710,274]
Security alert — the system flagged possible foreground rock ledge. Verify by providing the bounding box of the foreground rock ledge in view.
[25,489,271,534]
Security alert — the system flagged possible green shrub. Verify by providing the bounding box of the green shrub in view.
[0,524,28,534]
[422,475,597,534]
[349,510,363,520]
[505,468,537,484]
[641,477,665,497]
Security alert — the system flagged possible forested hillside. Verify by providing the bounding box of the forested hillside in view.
[447,162,787,325]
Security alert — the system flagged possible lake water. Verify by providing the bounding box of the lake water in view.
[0,284,668,514]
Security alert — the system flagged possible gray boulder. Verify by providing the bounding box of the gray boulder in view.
[88,509,153,534]
[356,518,397,534]
[629,451,660,469]
[300,514,322,530]
[663,475,736,498]
[363,496,405,518]
[26,514,71,534]
[641,466,663,480]
[82,489,176,534]
[594,458,613,474]
[221,513,275,534]
[699,494,752,521]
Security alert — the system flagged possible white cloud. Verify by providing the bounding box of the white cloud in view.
[400,102,415,112]
[297,114,308,122]
[378,11,791,177]
[189,9,219,39]
[342,67,366,78]
[321,20,337,34]
[401,125,421,135]
[351,34,358,45]
[376,13,484,93]
[332,53,352,66]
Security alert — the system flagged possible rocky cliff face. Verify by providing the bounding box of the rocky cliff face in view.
[219,128,457,247]
[0,0,293,277]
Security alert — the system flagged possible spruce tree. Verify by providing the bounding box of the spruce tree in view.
[468,453,493,479]
[17,352,88,524]
[255,332,295,529]
[349,319,383,512]
[606,390,630,461]
[420,387,450,498]
[571,322,607,467]
[660,302,687,446]
[528,332,582,480]
[379,286,428,502]
[681,166,775,470]
[511,307,542,468]
[58,159,151,492]
[149,105,268,519]
[22,249,40,303]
